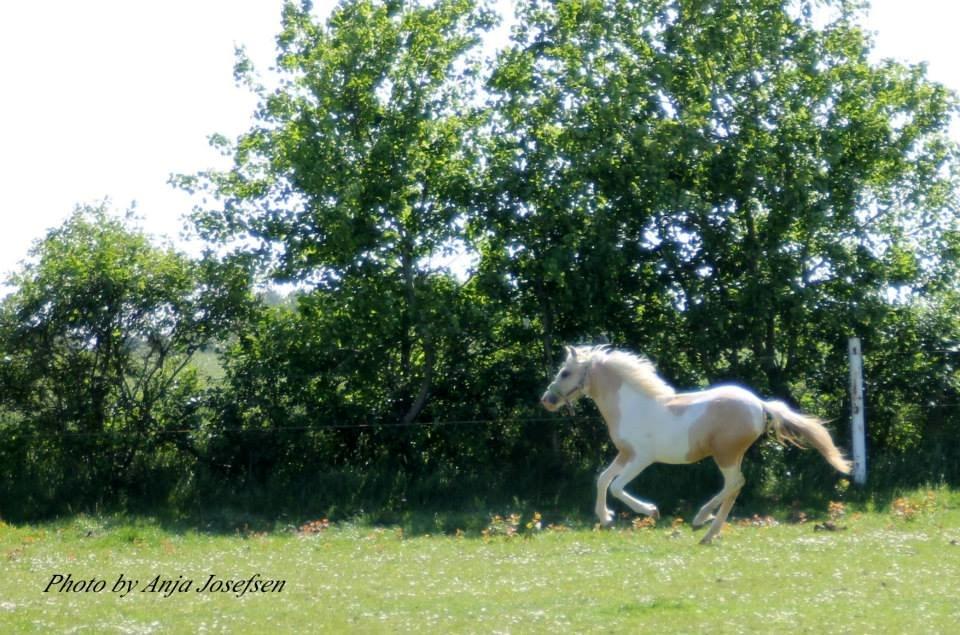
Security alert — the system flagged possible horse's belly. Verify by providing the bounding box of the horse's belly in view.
[653,431,702,464]
[618,420,697,464]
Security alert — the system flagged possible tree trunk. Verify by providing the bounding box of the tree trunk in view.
[401,337,435,425]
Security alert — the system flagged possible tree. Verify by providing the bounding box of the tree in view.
[0,205,250,513]
[483,0,960,392]
[179,0,497,426]
[470,0,960,499]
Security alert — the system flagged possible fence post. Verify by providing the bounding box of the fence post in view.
[848,337,867,485]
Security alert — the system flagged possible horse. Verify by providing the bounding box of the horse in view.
[540,345,851,544]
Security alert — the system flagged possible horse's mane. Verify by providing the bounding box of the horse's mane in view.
[578,346,675,399]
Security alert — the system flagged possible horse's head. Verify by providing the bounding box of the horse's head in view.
[541,345,591,412]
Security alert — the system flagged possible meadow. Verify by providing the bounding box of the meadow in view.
[2,489,959,633]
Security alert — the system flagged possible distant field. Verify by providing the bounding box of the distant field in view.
[2,489,959,633]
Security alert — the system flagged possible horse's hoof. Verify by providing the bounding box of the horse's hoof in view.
[692,514,715,530]
[651,509,661,521]
[699,535,714,545]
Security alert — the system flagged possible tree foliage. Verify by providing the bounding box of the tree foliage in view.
[3,0,960,519]
[482,0,959,393]
[179,0,497,428]
[0,206,251,515]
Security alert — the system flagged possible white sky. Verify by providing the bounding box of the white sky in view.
[0,0,957,284]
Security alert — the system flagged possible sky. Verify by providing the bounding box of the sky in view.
[1,0,958,285]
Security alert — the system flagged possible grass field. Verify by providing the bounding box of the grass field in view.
[2,489,960,633]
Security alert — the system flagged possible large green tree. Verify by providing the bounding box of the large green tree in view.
[483,0,960,397]
[181,0,496,427]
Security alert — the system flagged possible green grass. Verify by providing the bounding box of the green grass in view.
[2,489,960,633]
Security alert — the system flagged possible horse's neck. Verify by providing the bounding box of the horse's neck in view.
[589,365,661,424]
[614,383,661,412]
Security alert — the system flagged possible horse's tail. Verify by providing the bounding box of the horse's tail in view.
[762,400,852,474]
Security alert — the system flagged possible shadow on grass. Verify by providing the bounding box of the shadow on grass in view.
[5,462,953,539]
[2,492,888,541]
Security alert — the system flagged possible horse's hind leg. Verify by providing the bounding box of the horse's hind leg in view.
[699,463,745,545]
[692,492,724,529]
[693,455,739,528]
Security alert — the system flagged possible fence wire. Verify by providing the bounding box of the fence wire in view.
[0,414,605,439]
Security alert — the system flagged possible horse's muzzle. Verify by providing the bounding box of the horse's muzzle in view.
[541,392,560,411]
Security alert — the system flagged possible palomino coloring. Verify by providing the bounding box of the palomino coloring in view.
[541,345,851,544]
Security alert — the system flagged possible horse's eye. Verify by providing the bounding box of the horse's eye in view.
[560,370,570,379]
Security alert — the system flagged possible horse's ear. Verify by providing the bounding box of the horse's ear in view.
[565,345,577,360]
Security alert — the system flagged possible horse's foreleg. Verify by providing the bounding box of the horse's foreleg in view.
[608,456,659,520]
[595,454,627,525]
[699,464,745,545]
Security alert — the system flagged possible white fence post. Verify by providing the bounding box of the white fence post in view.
[848,337,867,485]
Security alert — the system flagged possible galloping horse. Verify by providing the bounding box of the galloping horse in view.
[541,345,851,544]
